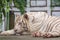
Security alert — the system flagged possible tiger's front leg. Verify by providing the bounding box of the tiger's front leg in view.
[0,29,16,36]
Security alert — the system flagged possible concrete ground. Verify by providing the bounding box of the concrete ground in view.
[0,35,60,40]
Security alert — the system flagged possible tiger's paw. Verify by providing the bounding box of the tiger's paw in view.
[42,33,53,38]
[31,32,41,37]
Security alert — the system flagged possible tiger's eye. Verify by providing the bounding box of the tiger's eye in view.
[18,22,22,25]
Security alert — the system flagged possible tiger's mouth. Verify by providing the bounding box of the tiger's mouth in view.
[14,31,23,35]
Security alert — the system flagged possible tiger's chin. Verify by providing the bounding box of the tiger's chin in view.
[15,32,23,35]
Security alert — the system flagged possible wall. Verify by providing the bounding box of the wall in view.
[12,0,60,16]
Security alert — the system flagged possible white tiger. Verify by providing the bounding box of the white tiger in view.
[1,12,60,38]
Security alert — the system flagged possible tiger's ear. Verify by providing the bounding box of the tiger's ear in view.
[16,14,20,17]
[23,14,29,20]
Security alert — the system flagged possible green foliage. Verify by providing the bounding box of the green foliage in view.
[0,0,11,30]
[0,0,27,30]
[0,0,10,17]
[50,0,60,10]
[13,0,27,14]
[0,0,27,16]
[0,13,2,23]
[50,0,60,7]
[0,0,27,15]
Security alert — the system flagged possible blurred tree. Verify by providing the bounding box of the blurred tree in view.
[0,0,27,30]
[50,0,60,8]
[0,0,10,31]
[13,0,27,14]
[50,0,60,15]
[0,13,2,23]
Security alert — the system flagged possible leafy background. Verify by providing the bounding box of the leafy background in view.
[51,0,60,7]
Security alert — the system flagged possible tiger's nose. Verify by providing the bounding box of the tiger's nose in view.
[14,29,17,32]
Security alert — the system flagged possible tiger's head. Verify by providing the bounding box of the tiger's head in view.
[14,14,30,34]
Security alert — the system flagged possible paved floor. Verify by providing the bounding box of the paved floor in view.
[0,35,60,40]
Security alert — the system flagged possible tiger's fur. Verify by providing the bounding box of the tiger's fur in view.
[1,12,60,37]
